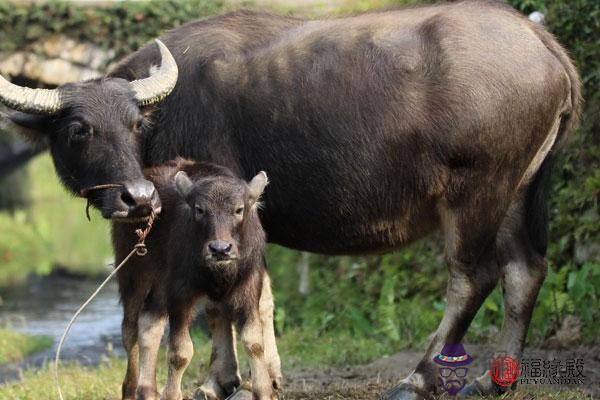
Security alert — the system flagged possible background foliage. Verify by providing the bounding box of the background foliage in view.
[0,0,598,361]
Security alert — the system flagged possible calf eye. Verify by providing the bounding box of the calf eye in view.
[195,205,205,217]
[235,207,244,215]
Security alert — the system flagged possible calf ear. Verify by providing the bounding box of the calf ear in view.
[0,111,50,143]
[174,171,193,198]
[248,171,268,204]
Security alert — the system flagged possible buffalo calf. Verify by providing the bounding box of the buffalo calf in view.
[113,158,280,400]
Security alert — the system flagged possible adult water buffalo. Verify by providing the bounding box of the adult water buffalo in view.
[0,1,581,399]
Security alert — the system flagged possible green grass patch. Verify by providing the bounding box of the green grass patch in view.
[0,333,209,400]
[0,359,126,400]
[0,328,52,364]
[275,328,401,369]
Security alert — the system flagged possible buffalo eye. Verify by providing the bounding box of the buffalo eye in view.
[195,205,205,218]
[235,206,244,216]
[66,121,91,143]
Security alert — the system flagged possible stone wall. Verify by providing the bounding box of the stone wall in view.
[0,35,114,86]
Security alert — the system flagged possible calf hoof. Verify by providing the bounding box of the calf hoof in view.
[161,390,184,400]
[271,375,283,391]
[381,383,433,400]
[136,389,160,400]
[196,377,240,400]
[225,381,277,400]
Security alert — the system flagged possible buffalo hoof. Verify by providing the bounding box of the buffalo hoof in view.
[193,386,222,400]
[381,384,433,400]
[458,380,508,397]
[224,388,253,400]
[192,390,210,400]
[457,381,485,397]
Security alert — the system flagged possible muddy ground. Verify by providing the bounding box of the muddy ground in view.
[275,345,600,399]
[2,340,598,399]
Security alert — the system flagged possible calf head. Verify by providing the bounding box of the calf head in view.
[0,40,177,221]
[174,169,268,267]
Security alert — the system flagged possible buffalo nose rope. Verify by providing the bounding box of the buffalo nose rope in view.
[79,184,124,222]
[54,211,155,400]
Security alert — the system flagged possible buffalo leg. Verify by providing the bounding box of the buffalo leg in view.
[121,296,142,400]
[198,302,241,400]
[119,262,151,400]
[461,196,548,395]
[383,200,503,400]
[163,299,196,400]
[136,309,167,400]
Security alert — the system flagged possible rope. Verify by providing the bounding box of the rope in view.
[78,184,123,222]
[54,212,155,400]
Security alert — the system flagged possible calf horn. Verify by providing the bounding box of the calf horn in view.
[130,39,179,106]
[0,39,177,115]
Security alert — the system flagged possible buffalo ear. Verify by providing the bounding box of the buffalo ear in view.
[174,171,193,198]
[0,111,50,143]
[248,171,268,204]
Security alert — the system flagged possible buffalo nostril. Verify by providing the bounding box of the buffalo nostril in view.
[208,241,232,255]
[122,180,156,209]
[120,190,137,208]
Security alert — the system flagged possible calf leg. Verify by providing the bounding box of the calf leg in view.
[198,302,241,400]
[259,271,282,391]
[384,200,504,400]
[238,306,277,400]
[163,300,196,400]
[137,304,167,400]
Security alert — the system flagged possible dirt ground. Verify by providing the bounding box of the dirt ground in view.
[275,345,600,399]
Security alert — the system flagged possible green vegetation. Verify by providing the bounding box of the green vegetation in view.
[0,328,52,364]
[0,0,225,61]
[0,359,127,400]
[0,154,112,285]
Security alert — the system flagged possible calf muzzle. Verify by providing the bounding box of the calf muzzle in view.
[208,240,233,258]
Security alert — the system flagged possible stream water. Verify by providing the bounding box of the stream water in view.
[0,271,125,383]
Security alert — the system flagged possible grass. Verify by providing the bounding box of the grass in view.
[276,328,404,369]
[0,328,52,364]
[0,328,591,400]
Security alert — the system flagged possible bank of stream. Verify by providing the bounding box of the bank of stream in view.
[0,271,124,383]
